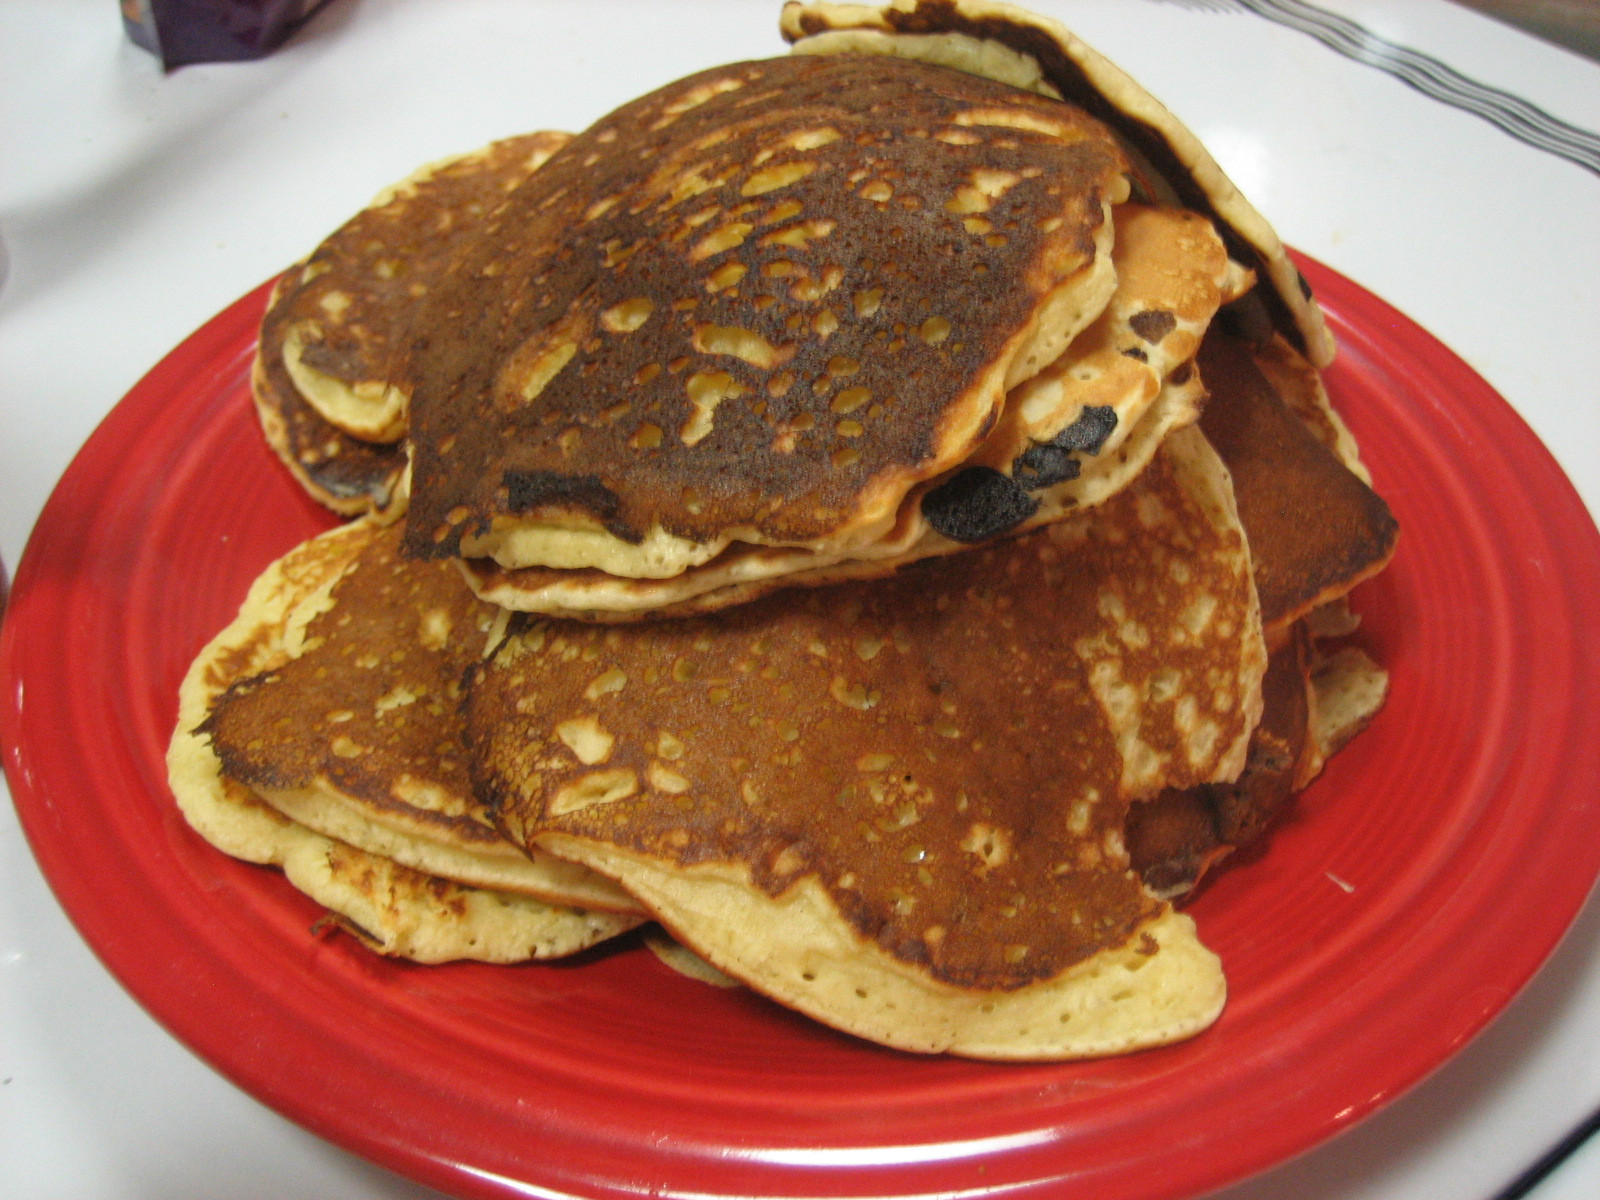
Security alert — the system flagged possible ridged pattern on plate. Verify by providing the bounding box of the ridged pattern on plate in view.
[4,259,1600,1199]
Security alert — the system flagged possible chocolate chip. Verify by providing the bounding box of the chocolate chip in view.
[1012,443,1081,490]
[1129,309,1176,344]
[1010,405,1118,491]
[1050,405,1117,455]
[1120,346,1148,362]
[921,467,1039,543]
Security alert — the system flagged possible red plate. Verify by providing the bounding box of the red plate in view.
[5,256,1600,1199]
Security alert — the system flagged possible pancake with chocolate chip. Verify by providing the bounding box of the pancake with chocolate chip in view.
[402,53,1139,583]
[469,426,1263,1058]
[458,202,1234,619]
[782,0,1336,369]
[167,520,641,962]
[254,132,570,515]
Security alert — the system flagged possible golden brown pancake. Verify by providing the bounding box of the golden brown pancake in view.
[1127,621,1313,898]
[782,0,1336,368]
[200,519,641,914]
[402,53,1137,579]
[166,520,640,962]
[1197,327,1398,639]
[469,426,1261,1057]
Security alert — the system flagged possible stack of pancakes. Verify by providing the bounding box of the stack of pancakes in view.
[170,0,1397,1059]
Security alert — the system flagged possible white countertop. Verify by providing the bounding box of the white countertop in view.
[3,1,1598,1196]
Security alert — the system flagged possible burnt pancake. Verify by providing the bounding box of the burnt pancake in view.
[198,519,640,915]
[457,202,1233,620]
[464,364,1207,622]
[265,132,572,444]
[252,315,410,518]
[469,426,1263,1058]
[253,132,570,516]
[1197,327,1398,639]
[782,0,1337,368]
[402,53,1137,579]
[167,520,640,962]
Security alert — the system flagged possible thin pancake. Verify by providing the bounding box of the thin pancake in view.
[403,53,1134,578]
[970,202,1240,481]
[459,367,1205,620]
[1127,620,1312,899]
[253,316,410,518]
[166,521,639,962]
[1197,327,1398,638]
[457,204,1225,620]
[781,0,1337,367]
[200,519,641,914]
[470,426,1261,1058]
[264,132,572,444]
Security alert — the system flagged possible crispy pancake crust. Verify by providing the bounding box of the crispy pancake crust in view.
[166,522,638,961]
[471,426,1262,997]
[457,207,1223,621]
[1198,328,1398,636]
[403,53,1133,570]
[202,520,640,913]
[463,367,1205,621]
[782,0,1336,367]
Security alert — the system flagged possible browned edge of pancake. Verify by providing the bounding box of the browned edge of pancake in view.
[1198,327,1398,637]
[780,0,1335,367]
[402,53,1132,564]
[1127,620,1312,898]
[253,273,409,517]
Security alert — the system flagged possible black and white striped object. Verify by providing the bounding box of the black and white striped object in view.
[1155,0,1600,177]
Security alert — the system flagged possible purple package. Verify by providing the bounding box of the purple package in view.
[121,0,335,69]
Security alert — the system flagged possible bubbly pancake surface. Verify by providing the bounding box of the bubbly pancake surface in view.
[202,520,639,912]
[403,53,1134,575]
[167,521,639,961]
[782,0,1337,368]
[470,426,1262,1009]
[455,203,1228,621]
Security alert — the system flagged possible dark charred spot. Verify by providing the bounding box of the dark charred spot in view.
[1120,346,1148,362]
[1297,269,1313,300]
[1011,404,1117,491]
[1012,443,1081,490]
[1129,309,1176,344]
[1170,361,1193,386]
[921,467,1039,543]
[1050,405,1117,455]
[502,470,620,519]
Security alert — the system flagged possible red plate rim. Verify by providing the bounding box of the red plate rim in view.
[5,253,1600,1200]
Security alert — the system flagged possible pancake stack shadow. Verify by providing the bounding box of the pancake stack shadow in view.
[169,0,1397,1060]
